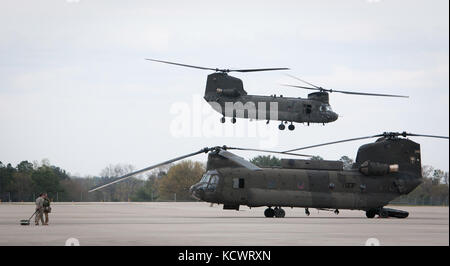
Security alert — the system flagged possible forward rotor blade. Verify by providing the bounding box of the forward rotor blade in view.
[145,58,217,71]
[286,74,322,89]
[226,147,313,157]
[282,84,321,91]
[283,84,408,98]
[88,148,209,192]
[329,89,409,98]
[218,150,262,171]
[285,74,408,98]
[284,134,383,153]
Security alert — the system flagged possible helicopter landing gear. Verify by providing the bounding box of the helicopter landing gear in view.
[378,208,389,218]
[288,123,295,131]
[334,209,339,215]
[264,207,275,218]
[366,209,376,218]
[274,207,285,218]
[220,117,225,123]
[278,123,285,130]
[305,208,310,216]
[231,117,236,124]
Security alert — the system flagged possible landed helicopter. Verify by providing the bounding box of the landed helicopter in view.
[89,132,448,219]
[146,59,408,130]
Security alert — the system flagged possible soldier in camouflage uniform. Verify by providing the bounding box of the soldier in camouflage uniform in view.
[43,194,51,225]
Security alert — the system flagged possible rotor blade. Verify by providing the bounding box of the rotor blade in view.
[231,68,290,73]
[226,147,313,157]
[405,133,449,139]
[284,134,384,153]
[286,74,322,89]
[88,148,209,192]
[282,84,321,91]
[145,58,218,71]
[146,58,289,73]
[218,150,262,171]
[329,89,409,98]
[283,84,408,98]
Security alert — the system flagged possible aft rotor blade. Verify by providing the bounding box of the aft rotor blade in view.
[232,67,290,73]
[145,58,217,71]
[284,134,383,153]
[218,150,262,171]
[226,147,313,157]
[405,133,449,139]
[88,148,209,192]
[146,58,289,73]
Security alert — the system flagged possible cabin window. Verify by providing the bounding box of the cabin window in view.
[344,183,355,189]
[305,104,312,114]
[232,178,245,189]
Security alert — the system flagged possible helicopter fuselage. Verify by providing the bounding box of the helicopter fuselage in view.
[205,94,338,124]
[189,138,423,217]
[190,166,420,212]
[203,72,338,127]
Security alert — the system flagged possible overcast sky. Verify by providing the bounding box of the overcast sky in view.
[0,0,448,176]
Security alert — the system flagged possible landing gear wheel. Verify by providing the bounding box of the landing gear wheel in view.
[288,124,295,131]
[305,208,310,216]
[231,117,236,124]
[366,210,376,218]
[274,207,285,218]
[264,207,275,218]
[220,117,225,123]
[278,124,285,130]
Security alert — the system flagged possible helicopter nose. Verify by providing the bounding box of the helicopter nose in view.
[330,112,338,122]
[190,184,204,200]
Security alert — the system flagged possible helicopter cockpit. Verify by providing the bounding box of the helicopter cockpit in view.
[189,170,220,201]
[319,104,338,122]
[319,104,333,112]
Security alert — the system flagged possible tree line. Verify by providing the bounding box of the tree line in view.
[0,156,448,205]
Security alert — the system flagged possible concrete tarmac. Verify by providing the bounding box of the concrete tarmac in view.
[0,202,448,246]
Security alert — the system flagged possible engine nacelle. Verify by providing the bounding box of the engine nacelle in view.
[359,160,399,176]
[216,88,241,97]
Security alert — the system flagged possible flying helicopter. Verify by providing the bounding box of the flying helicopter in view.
[89,132,448,218]
[146,59,408,130]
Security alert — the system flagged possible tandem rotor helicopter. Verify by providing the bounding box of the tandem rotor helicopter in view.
[89,132,448,219]
[146,59,409,131]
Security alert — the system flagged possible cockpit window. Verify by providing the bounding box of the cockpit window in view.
[200,174,211,183]
[319,105,332,112]
[207,175,219,190]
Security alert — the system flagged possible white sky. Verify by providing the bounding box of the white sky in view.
[0,0,448,176]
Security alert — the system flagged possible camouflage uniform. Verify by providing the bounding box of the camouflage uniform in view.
[43,197,51,225]
[35,196,45,225]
